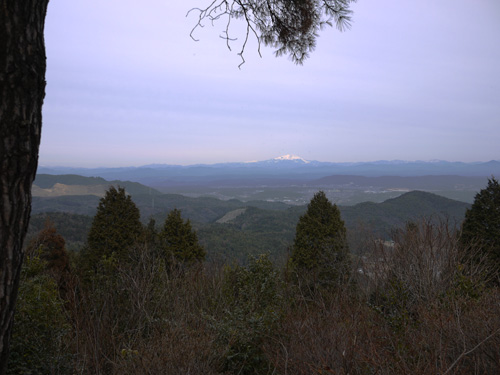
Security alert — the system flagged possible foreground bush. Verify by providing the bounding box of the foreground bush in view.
[268,220,500,374]
[10,218,500,374]
[210,255,285,374]
[8,253,72,375]
[72,245,216,374]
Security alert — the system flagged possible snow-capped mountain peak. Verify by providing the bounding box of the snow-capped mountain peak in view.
[273,154,310,163]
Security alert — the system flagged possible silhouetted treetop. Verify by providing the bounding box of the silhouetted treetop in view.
[160,209,206,265]
[460,177,500,283]
[290,191,349,286]
[85,186,143,270]
[190,0,356,66]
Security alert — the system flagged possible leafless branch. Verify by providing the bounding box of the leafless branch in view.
[443,327,500,375]
[187,0,357,66]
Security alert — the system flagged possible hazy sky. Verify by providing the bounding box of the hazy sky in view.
[40,0,500,167]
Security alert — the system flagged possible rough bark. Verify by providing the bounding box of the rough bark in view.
[0,1,49,372]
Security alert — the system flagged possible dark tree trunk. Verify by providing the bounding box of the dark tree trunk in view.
[0,1,49,372]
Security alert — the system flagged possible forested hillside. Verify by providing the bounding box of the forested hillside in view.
[29,190,469,264]
[33,174,163,197]
[341,190,470,237]
[27,212,93,251]
[16,183,499,374]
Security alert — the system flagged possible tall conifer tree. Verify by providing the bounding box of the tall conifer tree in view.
[290,191,349,285]
[85,187,143,271]
[460,177,500,282]
[160,209,205,264]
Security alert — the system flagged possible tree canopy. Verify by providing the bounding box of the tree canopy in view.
[290,191,349,285]
[85,186,143,271]
[26,220,69,277]
[460,177,500,282]
[160,209,206,265]
[25,220,72,302]
[191,0,356,65]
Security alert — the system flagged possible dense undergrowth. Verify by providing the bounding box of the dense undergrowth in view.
[8,219,500,374]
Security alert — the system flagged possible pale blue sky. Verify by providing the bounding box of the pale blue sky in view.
[40,0,500,167]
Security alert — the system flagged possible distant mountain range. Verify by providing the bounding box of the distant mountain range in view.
[38,156,500,188]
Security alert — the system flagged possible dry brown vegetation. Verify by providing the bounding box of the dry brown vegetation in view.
[9,220,500,374]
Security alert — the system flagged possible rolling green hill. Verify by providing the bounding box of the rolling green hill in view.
[33,174,162,197]
[197,191,469,262]
[340,190,470,238]
[28,190,470,263]
[34,174,110,188]
[32,195,101,216]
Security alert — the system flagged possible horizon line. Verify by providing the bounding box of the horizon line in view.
[37,158,500,169]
